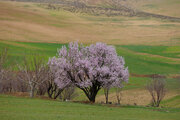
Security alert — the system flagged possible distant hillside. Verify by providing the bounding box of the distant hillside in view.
[0,0,180,45]
[7,0,180,21]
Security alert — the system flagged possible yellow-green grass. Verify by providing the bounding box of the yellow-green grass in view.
[0,1,180,46]
[161,95,180,108]
[136,0,180,18]
[0,95,180,120]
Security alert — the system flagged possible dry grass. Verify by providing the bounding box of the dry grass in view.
[96,89,179,105]
[136,0,180,18]
[0,1,180,45]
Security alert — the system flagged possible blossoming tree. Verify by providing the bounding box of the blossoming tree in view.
[49,42,129,102]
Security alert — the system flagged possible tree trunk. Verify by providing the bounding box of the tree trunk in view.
[81,83,101,103]
[116,88,122,104]
[30,85,35,98]
[53,89,63,99]
[89,95,96,103]
[104,88,109,104]
[117,94,120,104]
[47,84,53,98]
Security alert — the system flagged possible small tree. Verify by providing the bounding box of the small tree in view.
[49,42,129,102]
[15,77,28,92]
[18,54,48,98]
[0,70,14,93]
[0,48,13,93]
[0,48,8,83]
[146,78,166,107]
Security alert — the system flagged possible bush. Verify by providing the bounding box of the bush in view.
[146,78,166,107]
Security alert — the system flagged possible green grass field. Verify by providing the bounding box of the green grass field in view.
[0,95,180,120]
[116,46,180,75]
[161,95,180,108]
[1,41,180,75]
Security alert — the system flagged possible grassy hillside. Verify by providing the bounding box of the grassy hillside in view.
[0,1,180,45]
[136,0,180,18]
[116,46,180,75]
[0,95,180,120]
[86,0,180,18]
[0,1,179,74]
[1,41,180,75]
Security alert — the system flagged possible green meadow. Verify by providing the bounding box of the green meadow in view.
[1,41,180,75]
[0,95,180,120]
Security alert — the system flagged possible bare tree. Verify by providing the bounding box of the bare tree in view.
[17,54,48,98]
[46,70,63,99]
[15,76,28,92]
[0,48,8,80]
[36,80,48,96]
[0,70,13,93]
[0,48,12,93]
[146,78,166,107]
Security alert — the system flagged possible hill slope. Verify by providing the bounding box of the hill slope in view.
[0,1,180,45]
